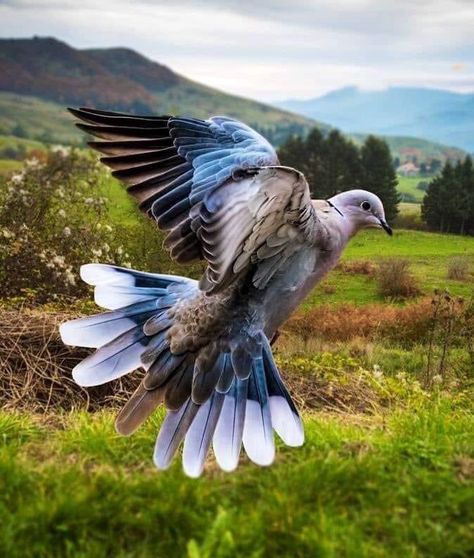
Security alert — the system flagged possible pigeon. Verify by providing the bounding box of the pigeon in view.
[60,108,392,477]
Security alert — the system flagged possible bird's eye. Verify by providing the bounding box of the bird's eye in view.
[361,201,371,211]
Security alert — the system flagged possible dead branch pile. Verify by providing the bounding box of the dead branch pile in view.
[1,308,388,416]
[0,308,142,412]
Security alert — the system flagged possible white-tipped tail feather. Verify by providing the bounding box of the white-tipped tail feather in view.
[61,263,304,476]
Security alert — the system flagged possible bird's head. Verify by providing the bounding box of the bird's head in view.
[327,189,392,236]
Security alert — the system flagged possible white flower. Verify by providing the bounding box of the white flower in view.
[58,209,66,218]
[102,243,110,253]
[92,248,102,257]
[432,375,443,385]
[104,224,112,232]
[63,226,71,237]
[372,364,383,379]
[116,246,124,256]
[10,172,24,185]
[25,157,41,168]
[84,197,94,205]
[51,145,70,157]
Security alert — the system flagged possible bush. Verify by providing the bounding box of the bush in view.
[284,296,472,350]
[337,259,377,277]
[447,257,470,280]
[377,258,420,299]
[0,149,130,301]
[393,211,427,231]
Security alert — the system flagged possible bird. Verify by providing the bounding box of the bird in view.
[60,108,392,477]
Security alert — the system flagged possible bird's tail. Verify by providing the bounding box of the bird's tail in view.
[60,264,303,476]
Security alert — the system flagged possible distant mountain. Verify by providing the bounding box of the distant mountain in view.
[0,36,321,145]
[277,86,474,153]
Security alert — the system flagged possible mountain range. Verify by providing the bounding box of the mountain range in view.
[277,86,474,153]
[0,37,468,162]
[0,36,321,146]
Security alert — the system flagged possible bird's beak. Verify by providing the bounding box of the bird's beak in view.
[379,218,393,236]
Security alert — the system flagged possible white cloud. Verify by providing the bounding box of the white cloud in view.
[0,0,473,100]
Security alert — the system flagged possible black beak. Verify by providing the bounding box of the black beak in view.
[379,219,393,236]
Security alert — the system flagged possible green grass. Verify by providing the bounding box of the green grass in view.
[301,229,474,306]
[345,228,473,259]
[0,134,44,152]
[0,158,21,175]
[99,174,140,227]
[397,176,427,203]
[1,396,473,558]
[98,176,474,303]
[0,93,82,145]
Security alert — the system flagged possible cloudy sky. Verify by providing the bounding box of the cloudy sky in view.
[1,0,473,101]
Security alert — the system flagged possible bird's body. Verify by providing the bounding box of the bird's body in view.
[60,109,392,476]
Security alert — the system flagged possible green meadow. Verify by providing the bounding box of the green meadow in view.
[1,155,473,558]
[397,176,427,203]
[1,392,473,558]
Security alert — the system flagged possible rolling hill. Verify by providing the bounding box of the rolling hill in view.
[0,36,322,146]
[0,37,468,162]
[277,86,474,153]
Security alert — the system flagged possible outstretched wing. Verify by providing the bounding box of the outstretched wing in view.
[70,108,322,292]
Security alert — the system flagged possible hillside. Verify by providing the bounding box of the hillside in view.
[351,133,466,165]
[277,86,474,153]
[0,38,468,160]
[0,37,321,145]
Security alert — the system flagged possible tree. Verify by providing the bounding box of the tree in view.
[278,128,363,198]
[360,136,400,222]
[321,130,363,198]
[279,129,399,219]
[422,157,474,235]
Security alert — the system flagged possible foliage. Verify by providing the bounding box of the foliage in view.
[422,156,474,235]
[0,149,130,301]
[376,258,420,299]
[278,130,400,220]
[424,290,474,389]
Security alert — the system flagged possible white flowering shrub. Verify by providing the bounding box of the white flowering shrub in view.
[0,149,130,301]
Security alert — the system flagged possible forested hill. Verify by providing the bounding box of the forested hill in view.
[0,36,322,145]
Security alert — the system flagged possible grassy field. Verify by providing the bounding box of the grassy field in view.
[1,391,473,558]
[1,158,473,557]
[99,173,474,305]
[0,158,22,176]
[397,176,427,203]
[299,227,474,307]
[0,93,83,145]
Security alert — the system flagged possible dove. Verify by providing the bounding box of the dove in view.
[60,109,392,476]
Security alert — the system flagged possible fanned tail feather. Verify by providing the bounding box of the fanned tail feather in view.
[60,263,304,476]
